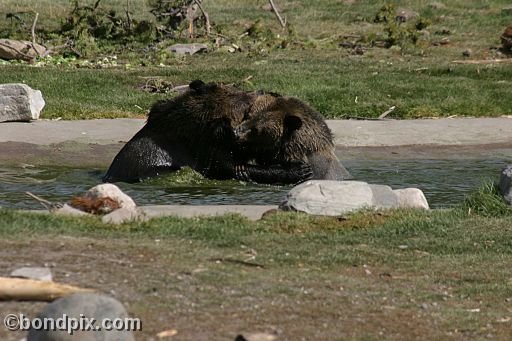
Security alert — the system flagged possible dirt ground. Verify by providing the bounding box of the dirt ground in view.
[1,236,512,340]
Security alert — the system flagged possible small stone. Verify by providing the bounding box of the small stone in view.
[395,8,419,23]
[102,207,143,224]
[393,188,429,209]
[501,26,512,51]
[84,184,136,210]
[429,2,447,10]
[235,333,277,341]
[0,39,47,61]
[27,293,136,341]
[0,83,45,122]
[10,267,52,281]
[168,43,208,55]
[462,49,472,57]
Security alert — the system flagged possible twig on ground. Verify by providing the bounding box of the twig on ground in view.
[30,12,41,58]
[268,0,286,28]
[193,0,211,35]
[452,59,512,65]
[378,106,396,119]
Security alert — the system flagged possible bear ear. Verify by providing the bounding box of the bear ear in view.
[283,114,303,133]
[189,80,205,91]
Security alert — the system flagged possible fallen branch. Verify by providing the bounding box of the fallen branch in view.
[0,277,94,301]
[26,191,52,210]
[268,0,286,28]
[378,105,396,119]
[193,0,211,35]
[30,12,41,58]
[452,59,512,65]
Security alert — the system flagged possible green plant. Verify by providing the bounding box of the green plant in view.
[373,4,431,51]
[461,180,512,217]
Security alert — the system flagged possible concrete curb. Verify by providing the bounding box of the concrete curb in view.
[1,117,512,147]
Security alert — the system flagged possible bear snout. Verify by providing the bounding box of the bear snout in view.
[234,125,249,141]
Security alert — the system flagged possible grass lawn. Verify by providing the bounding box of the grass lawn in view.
[0,0,511,119]
[1,207,512,339]
[1,1,512,339]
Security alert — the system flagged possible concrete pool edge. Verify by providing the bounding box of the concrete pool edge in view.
[1,117,512,147]
[27,205,280,221]
[1,117,512,167]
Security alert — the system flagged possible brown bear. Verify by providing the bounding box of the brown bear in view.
[234,94,351,181]
[103,80,312,184]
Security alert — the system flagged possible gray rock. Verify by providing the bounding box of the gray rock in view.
[370,184,399,208]
[27,293,136,341]
[0,83,45,122]
[52,204,91,217]
[0,39,47,61]
[280,180,428,216]
[140,205,278,221]
[499,165,512,204]
[168,43,208,55]
[85,184,136,210]
[395,8,419,23]
[102,207,142,224]
[394,188,429,209]
[10,267,52,282]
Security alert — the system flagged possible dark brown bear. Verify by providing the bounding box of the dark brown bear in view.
[234,94,351,181]
[103,80,312,184]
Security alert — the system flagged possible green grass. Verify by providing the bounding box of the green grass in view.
[0,0,511,119]
[2,207,512,338]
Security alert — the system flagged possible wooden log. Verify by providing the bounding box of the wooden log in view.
[0,277,94,302]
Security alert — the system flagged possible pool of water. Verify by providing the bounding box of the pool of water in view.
[0,158,509,210]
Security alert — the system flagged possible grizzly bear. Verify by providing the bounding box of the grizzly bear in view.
[234,94,351,181]
[102,80,312,184]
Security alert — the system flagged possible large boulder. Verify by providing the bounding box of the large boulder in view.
[0,39,47,61]
[27,293,136,341]
[280,180,428,216]
[0,83,45,122]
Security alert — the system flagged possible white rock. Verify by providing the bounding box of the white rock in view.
[168,43,208,55]
[394,188,430,209]
[102,207,143,224]
[280,180,428,216]
[280,180,399,216]
[0,83,45,122]
[85,184,136,209]
[10,267,52,281]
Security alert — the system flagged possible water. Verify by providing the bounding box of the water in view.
[0,158,508,210]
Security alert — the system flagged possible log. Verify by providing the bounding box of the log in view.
[0,277,94,302]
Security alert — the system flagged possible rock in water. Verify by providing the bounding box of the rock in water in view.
[27,293,136,341]
[0,83,45,122]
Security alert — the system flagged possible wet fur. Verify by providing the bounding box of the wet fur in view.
[235,95,351,180]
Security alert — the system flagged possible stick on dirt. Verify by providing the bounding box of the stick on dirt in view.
[268,0,286,28]
[0,277,94,302]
